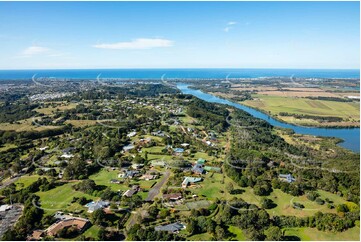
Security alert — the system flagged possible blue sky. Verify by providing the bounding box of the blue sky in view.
[0,1,359,69]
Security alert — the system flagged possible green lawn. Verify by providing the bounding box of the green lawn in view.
[89,168,130,191]
[228,226,247,240]
[15,175,44,190]
[284,226,360,241]
[36,182,97,215]
[0,143,17,152]
[188,232,214,241]
[243,95,360,125]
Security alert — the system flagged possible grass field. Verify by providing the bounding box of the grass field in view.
[15,175,43,190]
[0,118,61,131]
[242,94,359,126]
[284,226,360,241]
[35,102,77,115]
[228,226,247,240]
[188,232,214,241]
[36,182,97,215]
[0,143,17,152]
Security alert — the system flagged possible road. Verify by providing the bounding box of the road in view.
[126,170,171,230]
[145,170,170,201]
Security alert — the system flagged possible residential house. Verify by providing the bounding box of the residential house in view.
[85,200,109,213]
[118,169,139,179]
[192,164,204,175]
[182,177,202,188]
[155,222,186,233]
[279,173,296,183]
[151,160,166,167]
[139,174,158,180]
[163,193,183,201]
[196,158,206,165]
[127,131,137,138]
[123,144,135,152]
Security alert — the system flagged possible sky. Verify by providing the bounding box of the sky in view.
[0,1,359,69]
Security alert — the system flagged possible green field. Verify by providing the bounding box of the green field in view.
[243,95,360,126]
[228,226,247,240]
[36,182,97,215]
[284,226,360,241]
[15,175,43,190]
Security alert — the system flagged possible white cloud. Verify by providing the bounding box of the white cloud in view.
[22,46,50,56]
[93,38,174,50]
[224,27,232,32]
[227,21,237,25]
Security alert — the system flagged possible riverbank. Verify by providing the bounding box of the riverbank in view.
[177,83,360,153]
[208,92,360,128]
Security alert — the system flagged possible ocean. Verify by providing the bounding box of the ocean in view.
[0,68,359,80]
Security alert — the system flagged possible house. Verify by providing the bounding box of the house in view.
[155,222,186,233]
[38,146,49,151]
[192,164,204,175]
[0,204,12,212]
[163,193,183,201]
[182,177,202,188]
[279,173,296,183]
[29,230,44,240]
[118,169,139,179]
[196,158,206,165]
[123,186,140,198]
[85,200,109,213]
[173,148,184,153]
[151,160,166,167]
[123,144,135,152]
[110,179,122,184]
[127,131,137,138]
[45,217,90,237]
[60,153,74,159]
[180,143,190,147]
[131,163,144,170]
[151,130,166,137]
[203,166,221,173]
[140,174,157,180]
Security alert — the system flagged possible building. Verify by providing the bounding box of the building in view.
[127,131,137,137]
[118,169,139,179]
[196,158,206,165]
[173,148,184,153]
[203,166,221,173]
[123,186,140,198]
[0,204,12,212]
[45,217,90,237]
[155,222,186,233]
[182,177,202,188]
[139,174,158,180]
[85,201,109,213]
[29,230,44,240]
[279,173,296,183]
[151,160,166,167]
[163,193,183,201]
[123,144,135,152]
[192,164,204,175]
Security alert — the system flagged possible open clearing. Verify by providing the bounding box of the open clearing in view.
[284,226,360,241]
[242,94,359,126]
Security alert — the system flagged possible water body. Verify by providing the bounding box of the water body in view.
[0,68,359,79]
[177,83,360,153]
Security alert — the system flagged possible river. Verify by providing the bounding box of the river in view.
[177,83,360,153]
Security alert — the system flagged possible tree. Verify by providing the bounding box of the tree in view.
[215,225,226,240]
[186,219,198,235]
[261,198,276,209]
[226,182,234,194]
[264,226,283,241]
[92,209,106,225]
